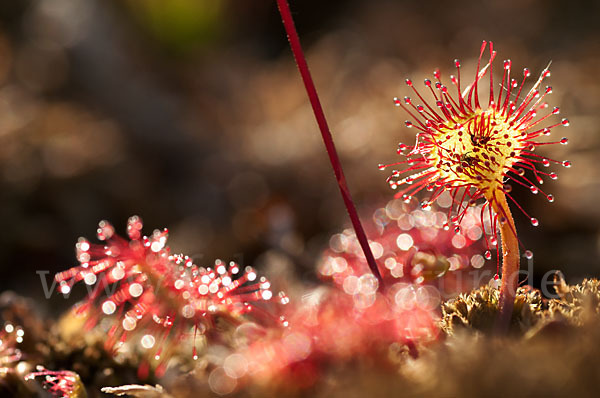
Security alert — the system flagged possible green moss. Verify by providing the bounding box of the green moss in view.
[441,285,546,336]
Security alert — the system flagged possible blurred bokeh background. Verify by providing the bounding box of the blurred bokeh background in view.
[0,0,598,313]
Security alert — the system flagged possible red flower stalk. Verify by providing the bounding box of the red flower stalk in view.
[55,217,287,375]
[25,368,84,398]
[276,0,384,287]
[319,197,491,295]
[381,41,570,329]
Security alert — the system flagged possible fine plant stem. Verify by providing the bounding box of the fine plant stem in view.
[276,0,384,288]
[492,190,520,332]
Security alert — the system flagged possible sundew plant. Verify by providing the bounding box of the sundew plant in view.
[381,41,570,326]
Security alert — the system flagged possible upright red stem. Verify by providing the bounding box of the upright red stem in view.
[491,190,520,333]
[276,0,384,288]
